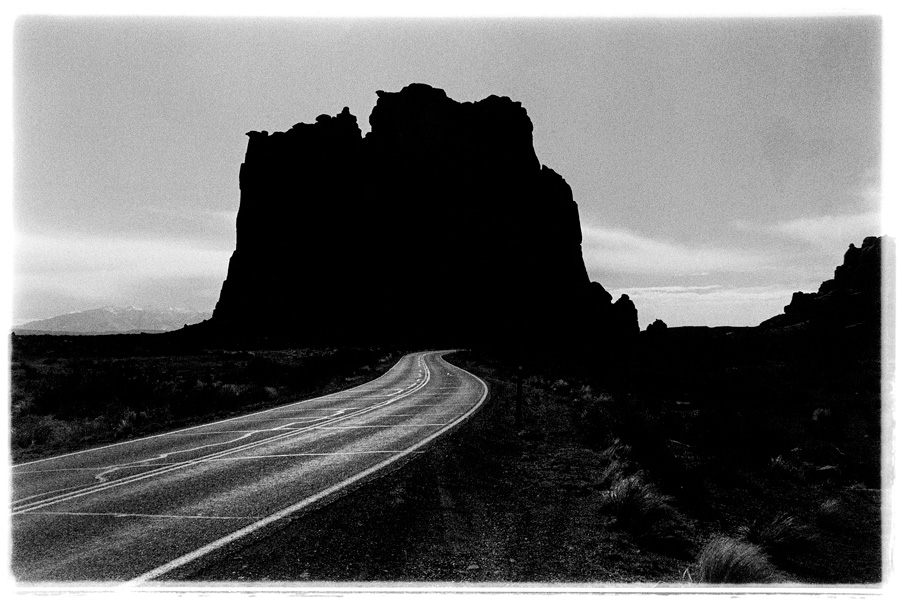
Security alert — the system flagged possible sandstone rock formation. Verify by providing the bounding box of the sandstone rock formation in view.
[207,84,637,348]
[760,235,890,331]
[646,319,668,335]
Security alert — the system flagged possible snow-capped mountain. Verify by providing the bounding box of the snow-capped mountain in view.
[13,306,211,334]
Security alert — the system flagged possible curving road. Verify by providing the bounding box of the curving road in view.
[10,350,487,583]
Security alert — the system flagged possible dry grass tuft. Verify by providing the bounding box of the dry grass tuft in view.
[603,474,671,530]
[696,536,778,584]
[739,512,814,561]
[594,438,632,488]
[600,471,694,557]
[816,497,853,532]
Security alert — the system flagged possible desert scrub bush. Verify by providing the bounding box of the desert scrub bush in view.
[816,497,854,532]
[594,438,633,488]
[601,473,668,529]
[550,379,571,394]
[25,363,157,419]
[606,396,693,493]
[696,536,778,584]
[12,415,55,449]
[738,512,814,564]
[600,471,693,556]
[174,381,272,417]
[572,392,616,446]
[603,472,672,533]
[769,455,806,480]
[12,415,103,453]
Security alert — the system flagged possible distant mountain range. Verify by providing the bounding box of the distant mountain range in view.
[13,307,212,335]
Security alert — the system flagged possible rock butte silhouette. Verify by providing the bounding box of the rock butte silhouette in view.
[761,235,889,333]
[198,83,638,348]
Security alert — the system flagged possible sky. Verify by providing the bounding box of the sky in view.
[8,6,891,329]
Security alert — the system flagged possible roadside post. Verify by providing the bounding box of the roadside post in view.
[516,364,523,428]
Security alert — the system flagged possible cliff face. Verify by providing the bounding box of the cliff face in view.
[211,84,635,347]
[760,235,890,331]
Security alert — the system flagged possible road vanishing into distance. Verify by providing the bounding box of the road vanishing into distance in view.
[11,350,487,583]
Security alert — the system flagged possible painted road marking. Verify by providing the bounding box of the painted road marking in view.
[399,403,476,407]
[28,511,262,520]
[12,354,419,468]
[13,451,430,473]
[191,451,429,460]
[12,392,424,512]
[12,361,433,514]
[344,412,463,418]
[126,351,488,585]
[94,433,257,483]
[311,424,448,429]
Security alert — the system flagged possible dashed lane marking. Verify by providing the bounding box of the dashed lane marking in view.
[13,451,428,473]
[12,360,434,515]
[311,424,448,429]
[191,451,428,460]
[125,351,487,585]
[28,511,261,520]
[12,353,422,468]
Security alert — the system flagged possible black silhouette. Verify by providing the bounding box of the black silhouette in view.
[646,318,668,335]
[761,235,888,334]
[197,84,637,348]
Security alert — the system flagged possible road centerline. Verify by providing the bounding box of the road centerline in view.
[124,351,487,585]
[12,356,432,514]
[12,351,488,583]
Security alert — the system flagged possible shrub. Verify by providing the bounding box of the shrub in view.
[551,379,570,394]
[602,474,669,530]
[739,512,814,564]
[573,393,615,446]
[594,439,632,488]
[695,397,804,466]
[769,455,806,480]
[816,497,852,532]
[601,472,694,557]
[608,396,683,479]
[12,415,53,449]
[696,536,777,584]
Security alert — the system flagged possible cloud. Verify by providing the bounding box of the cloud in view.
[734,211,882,248]
[617,285,722,294]
[610,284,795,328]
[16,232,231,278]
[582,215,883,328]
[581,225,766,276]
[13,232,232,321]
[619,284,789,304]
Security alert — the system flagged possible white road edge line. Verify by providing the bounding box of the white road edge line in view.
[12,361,432,514]
[12,353,415,468]
[31,511,261,520]
[13,451,430,473]
[124,351,487,586]
[202,451,429,458]
[312,424,447,429]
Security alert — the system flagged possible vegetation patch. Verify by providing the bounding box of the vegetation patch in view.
[696,536,779,584]
[738,512,815,566]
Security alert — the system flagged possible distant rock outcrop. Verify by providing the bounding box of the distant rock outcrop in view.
[760,236,890,331]
[646,319,668,335]
[613,294,640,338]
[207,84,637,347]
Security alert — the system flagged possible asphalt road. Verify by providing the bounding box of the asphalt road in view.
[10,350,487,583]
